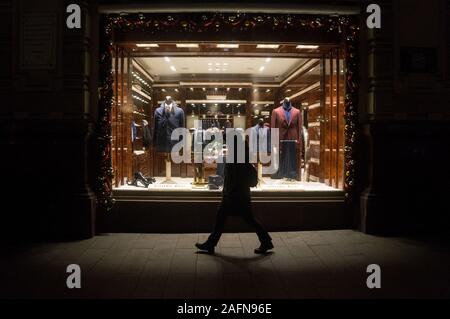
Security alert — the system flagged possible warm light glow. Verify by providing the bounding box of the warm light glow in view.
[259,66,265,72]
[296,45,319,49]
[265,58,271,63]
[176,43,199,48]
[170,66,176,72]
[256,44,279,49]
[164,57,171,62]
[216,44,239,49]
[136,43,159,48]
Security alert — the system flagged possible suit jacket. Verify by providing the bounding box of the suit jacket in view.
[153,102,185,153]
[271,106,303,146]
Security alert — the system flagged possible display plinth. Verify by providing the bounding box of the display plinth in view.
[192,162,208,187]
[161,153,176,184]
[257,162,265,187]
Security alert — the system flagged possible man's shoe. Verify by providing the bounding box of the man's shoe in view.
[254,242,274,254]
[195,242,215,254]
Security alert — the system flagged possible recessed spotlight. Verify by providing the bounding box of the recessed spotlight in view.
[226,88,230,91]
[208,63,212,66]
[162,89,166,92]
[223,63,228,66]
[296,45,319,49]
[176,43,199,48]
[174,88,179,92]
[164,57,170,62]
[256,44,279,49]
[259,66,265,72]
[266,89,271,92]
[265,58,271,63]
[208,68,213,71]
[215,68,220,71]
[286,89,291,92]
[238,88,242,91]
[170,66,176,72]
[202,88,206,91]
[190,87,194,91]
[216,44,239,48]
[253,89,258,93]
[136,43,159,48]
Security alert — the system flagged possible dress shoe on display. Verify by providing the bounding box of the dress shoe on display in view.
[195,242,215,254]
[254,241,274,254]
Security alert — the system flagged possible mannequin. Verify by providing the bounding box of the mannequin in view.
[249,118,271,185]
[153,95,185,183]
[270,97,303,180]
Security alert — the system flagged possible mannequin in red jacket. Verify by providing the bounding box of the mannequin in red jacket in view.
[271,98,302,180]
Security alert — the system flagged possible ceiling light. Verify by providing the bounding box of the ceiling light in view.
[208,68,213,71]
[259,66,265,72]
[309,68,315,72]
[162,89,166,92]
[266,89,271,92]
[202,88,206,91]
[214,87,218,91]
[164,57,170,62]
[136,43,159,48]
[226,88,230,91]
[208,63,212,66]
[174,88,179,92]
[238,88,242,91]
[215,68,220,71]
[176,43,199,48]
[216,44,239,49]
[253,89,258,93]
[190,87,194,91]
[170,66,176,72]
[286,89,291,92]
[256,44,279,49]
[296,45,319,49]
[265,58,271,63]
[223,63,228,66]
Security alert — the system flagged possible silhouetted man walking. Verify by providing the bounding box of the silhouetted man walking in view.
[195,141,273,254]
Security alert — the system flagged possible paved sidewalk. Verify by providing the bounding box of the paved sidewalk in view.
[1,230,450,299]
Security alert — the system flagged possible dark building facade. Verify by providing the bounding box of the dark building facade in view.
[1,0,449,240]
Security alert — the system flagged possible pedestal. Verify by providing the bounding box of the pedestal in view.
[161,153,176,184]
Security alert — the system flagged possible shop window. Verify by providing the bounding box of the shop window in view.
[110,42,345,192]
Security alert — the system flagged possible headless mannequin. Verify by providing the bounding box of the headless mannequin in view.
[163,96,175,183]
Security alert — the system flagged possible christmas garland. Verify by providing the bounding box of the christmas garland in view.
[97,13,359,210]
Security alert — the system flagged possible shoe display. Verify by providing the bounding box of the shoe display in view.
[127,171,156,188]
[195,242,215,254]
[254,241,274,254]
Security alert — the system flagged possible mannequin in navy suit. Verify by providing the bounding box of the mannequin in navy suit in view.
[153,96,185,153]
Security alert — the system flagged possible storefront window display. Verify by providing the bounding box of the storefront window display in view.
[97,13,359,209]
